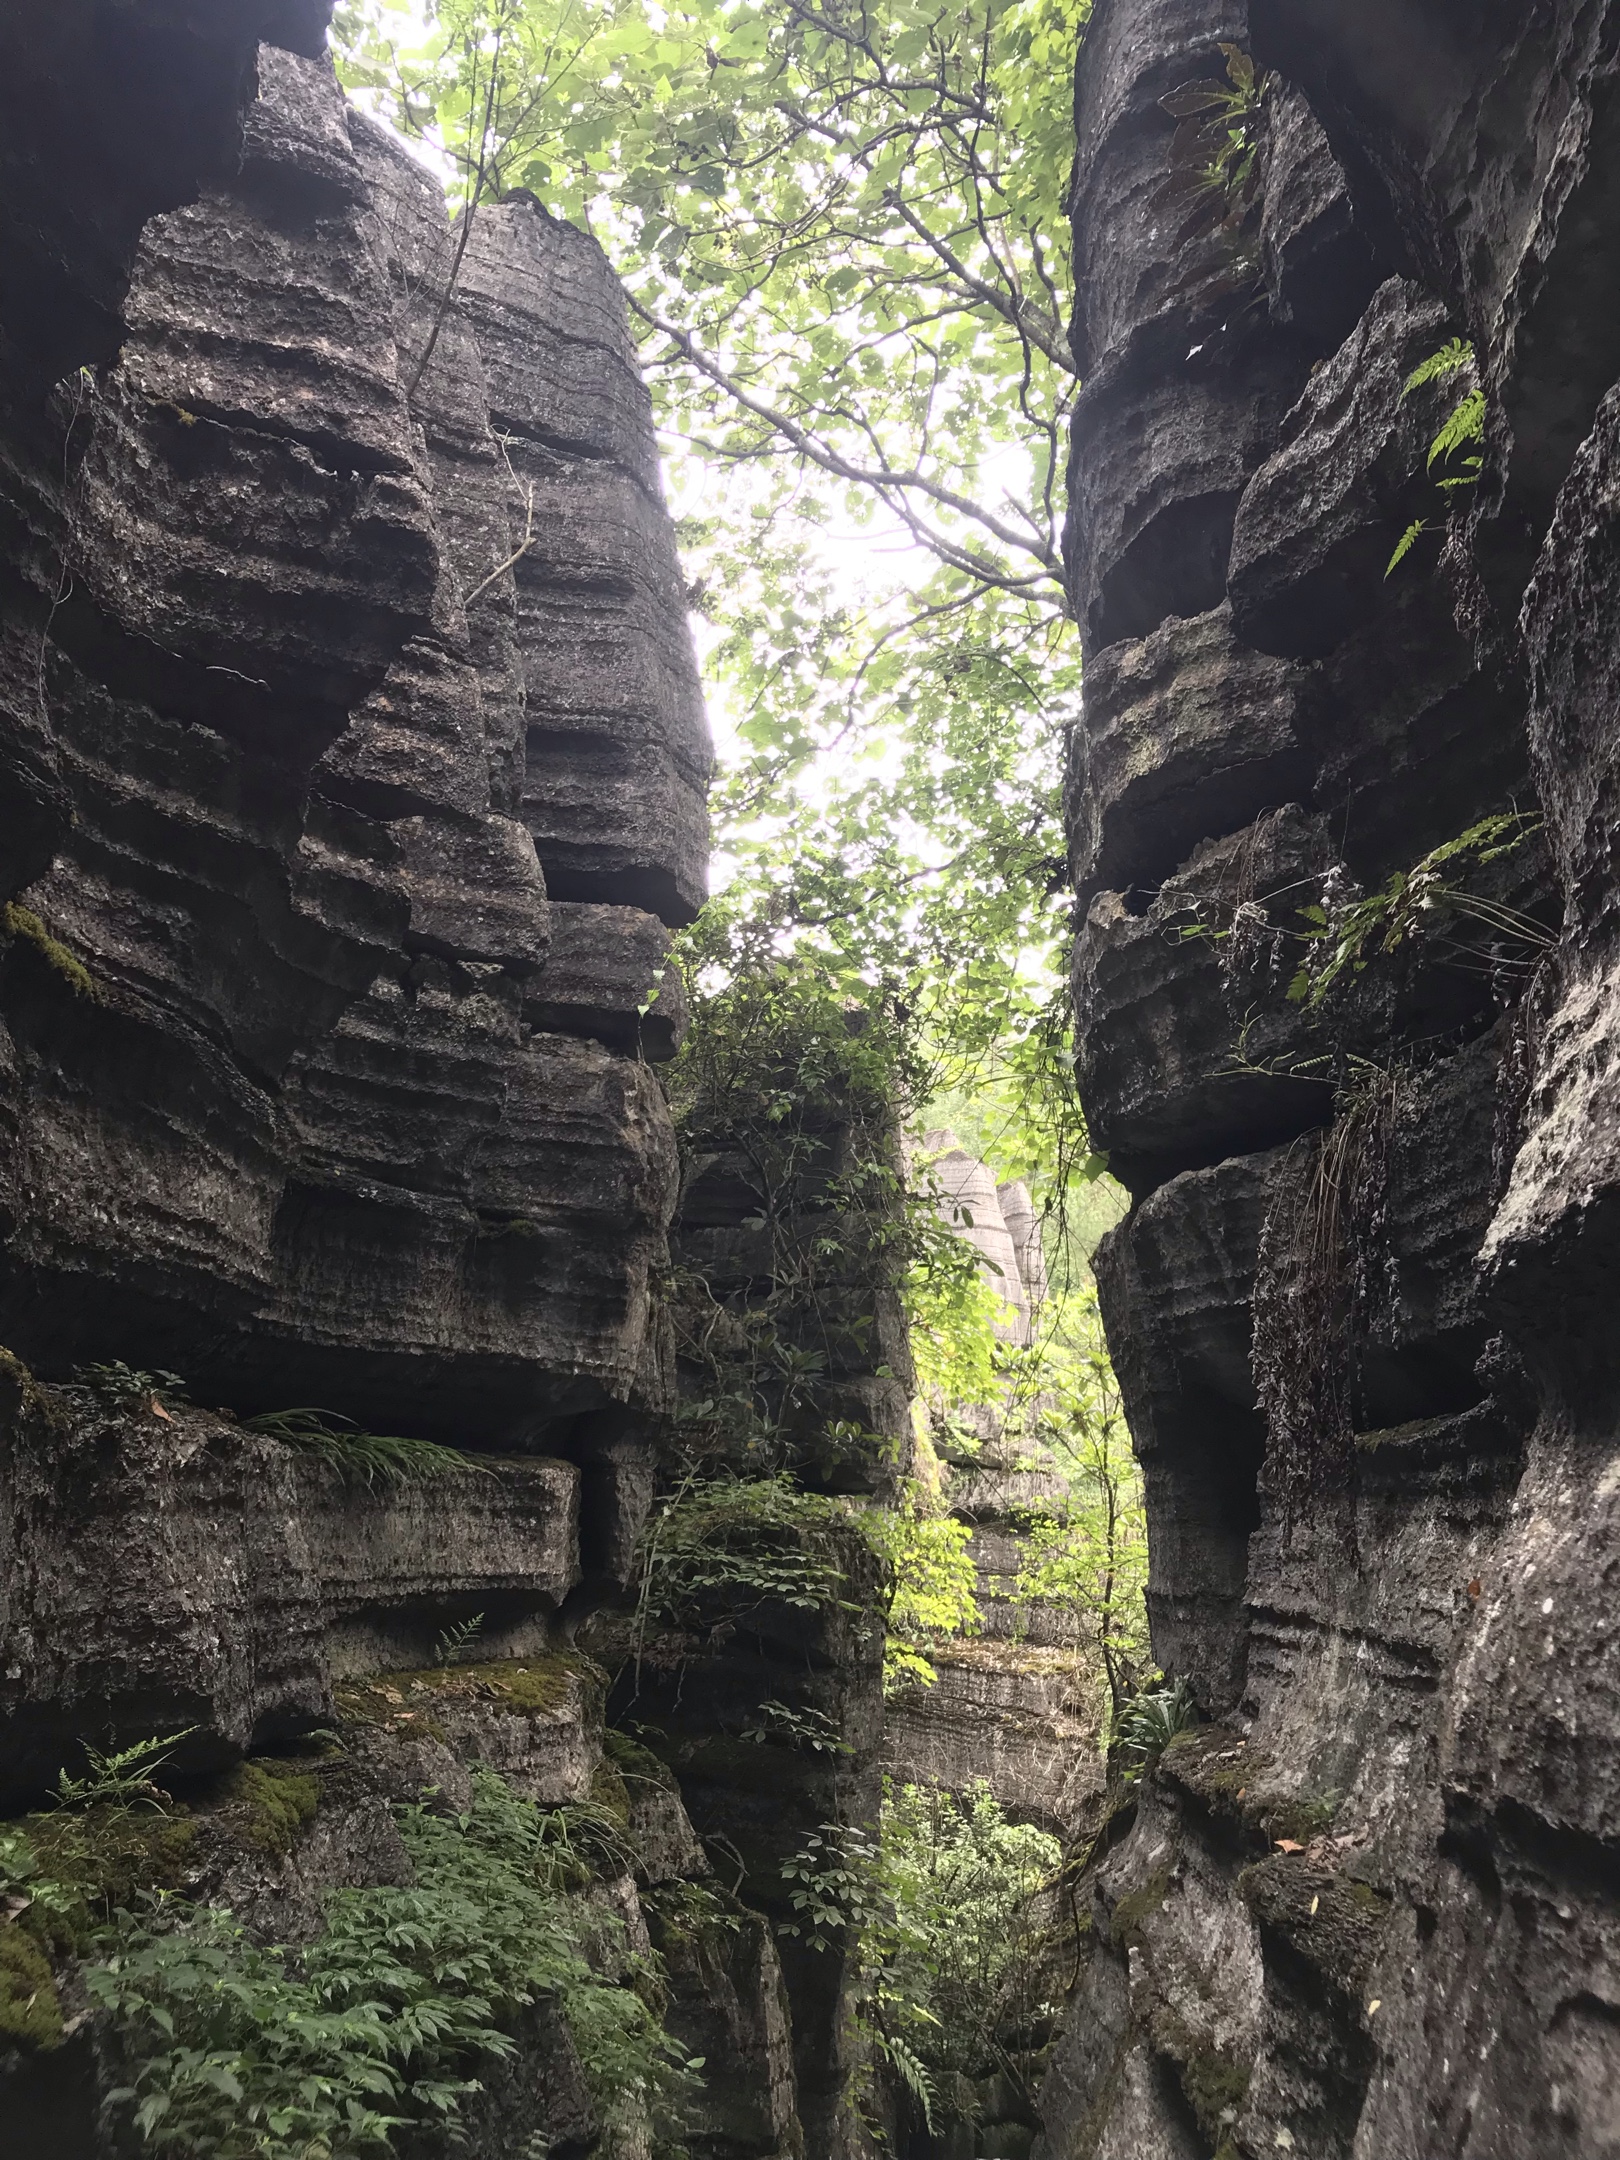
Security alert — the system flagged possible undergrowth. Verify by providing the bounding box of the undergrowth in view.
[78,1768,695,2158]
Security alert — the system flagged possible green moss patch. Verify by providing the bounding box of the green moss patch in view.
[1148,2003,1250,2153]
[335,1651,598,1734]
[223,1761,322,1858]
[1,904,96,999]
[589,1760,631,1825]
[25,1806,197,1930]
[604,1730,677,1793]
[0,1925,64,2049]
[1108,1862,1172,1945]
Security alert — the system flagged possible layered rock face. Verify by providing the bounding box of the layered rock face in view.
[1044,3,1620,2156]
[884,1140,1104,1840]
[0,16,703,1451]
[0,8,865,2154]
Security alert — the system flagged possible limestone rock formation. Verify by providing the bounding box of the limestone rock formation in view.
[1043,4,1620,2157]
[0,9,872,2156]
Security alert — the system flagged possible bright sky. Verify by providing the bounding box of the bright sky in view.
[344,28,1039,901]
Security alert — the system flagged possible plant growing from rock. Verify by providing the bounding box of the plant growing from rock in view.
[244,1408,484,1490]
[87,1768,697,2159]
[1114,1678,1197,1778]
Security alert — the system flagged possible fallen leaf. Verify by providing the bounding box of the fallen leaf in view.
[1236,1787,1246,1799]
[1309,1895,1319,1916]
[1467,1578,1482,1600]
[1367,1998,1382,2016]
[151,1397,173,1421]
[1275,1838,1304,1853]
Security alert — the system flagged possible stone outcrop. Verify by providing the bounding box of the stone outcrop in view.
[0,23,700,1452]
[1043,5,1620,2158]
[0,9,883,2156]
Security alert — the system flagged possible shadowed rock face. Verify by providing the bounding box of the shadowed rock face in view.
[0,27,705,1453]
[1046,3,1620,2156]
[0,16,861,2159]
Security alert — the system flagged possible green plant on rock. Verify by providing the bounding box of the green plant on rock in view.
[244,1407,485,1490]
[1,901,97,997]
[1283,813,1550,1008]
[86,1768,696,2159]
[1386,336,1486,574]
[69,1361,189,1410]
[1115,1678,1198,1778]
[635,1475,853,1632]
[1152,45,1268,259]
[432,1612,487,1667]
[50,1731,197,1815]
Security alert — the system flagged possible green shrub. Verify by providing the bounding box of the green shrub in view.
[86,1769,694,2158]
[637,1475,852,1624]
[1115,1677,1198,1776]
[785,1783,1062,2135]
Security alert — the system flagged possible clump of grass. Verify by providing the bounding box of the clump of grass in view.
[1,902,97,998]
[244,1407,485,1490]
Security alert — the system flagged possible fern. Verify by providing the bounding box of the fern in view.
[1385,519,1428,577]
[1427,385,1485,471]
[244,1407,485,1490]
[50,1730,198,1814]
[432,1613,487,1667]
[1400,336,1473,398]
[880,2030,937,2134]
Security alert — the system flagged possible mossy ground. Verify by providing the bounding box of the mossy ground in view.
[0,1924,63,2049]
[335,1650,600,1735]
[25,1806,197,1932]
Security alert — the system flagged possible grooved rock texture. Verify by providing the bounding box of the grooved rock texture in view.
[0,23,702,1456]
[0,11,885,2159]
[1043,4,1620,2157]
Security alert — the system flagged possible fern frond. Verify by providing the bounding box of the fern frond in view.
[1385,520,1428,577]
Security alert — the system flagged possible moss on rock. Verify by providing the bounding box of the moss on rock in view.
[224,1760,322,1858]
[336,1651,601,1733]
[1108,1862,1173,1944]
[1,904,96,999]
[0,1924,63,2049]
[25,1806,197,1930]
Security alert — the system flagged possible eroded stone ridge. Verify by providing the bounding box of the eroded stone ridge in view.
[0,29,705,1460]
[1048,3,1620,2155]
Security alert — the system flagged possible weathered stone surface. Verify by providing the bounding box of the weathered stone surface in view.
[0,1359,588,1805]
[0,24,705,1466]
[1259,82,1381,351]
[1066,604,1312,907]
[1070,317,1312,654]
[1227,278,1452,658]
[1052,3,1620,2154]
[1073,809,1338,1186]
[884,1641,1104,1838]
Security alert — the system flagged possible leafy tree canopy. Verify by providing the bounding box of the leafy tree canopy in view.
[333,0,1096,1195]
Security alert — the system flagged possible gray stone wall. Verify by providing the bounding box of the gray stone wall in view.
[1041,4,1620,2157]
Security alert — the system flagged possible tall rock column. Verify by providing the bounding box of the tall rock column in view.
[1038,2,1620,2156]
